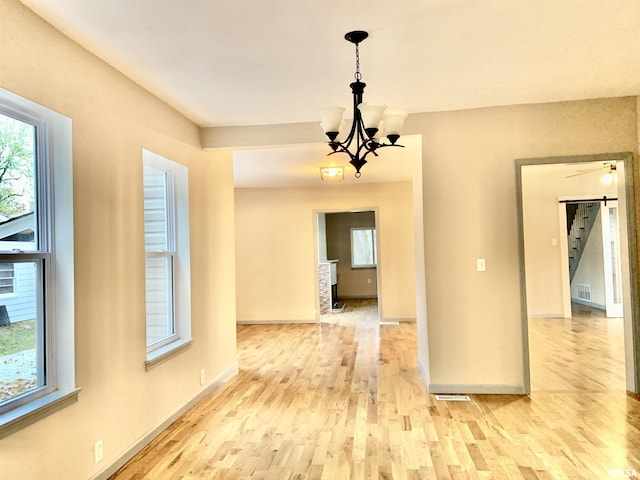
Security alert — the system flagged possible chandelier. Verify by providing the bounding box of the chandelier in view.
[320,31,407,177]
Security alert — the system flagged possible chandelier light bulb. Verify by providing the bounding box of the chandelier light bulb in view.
[358,103,387,131]
[320,107,345,140]
[383,110,408,135]
[373,121,386,143]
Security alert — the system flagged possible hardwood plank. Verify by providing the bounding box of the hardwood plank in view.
[110,300,640,479]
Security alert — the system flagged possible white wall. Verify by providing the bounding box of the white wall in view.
[317,212,327,262]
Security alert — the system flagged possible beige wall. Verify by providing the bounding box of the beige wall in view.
[406,98,637,391]
[234,181,417,323]
[0,1,237,479]
[228,98,637,392]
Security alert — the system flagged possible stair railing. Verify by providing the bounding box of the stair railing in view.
[568,201,601,281]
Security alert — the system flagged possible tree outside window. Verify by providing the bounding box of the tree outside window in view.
[0,112,40,406]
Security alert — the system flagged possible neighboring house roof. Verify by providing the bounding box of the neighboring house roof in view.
[0,212,34,240]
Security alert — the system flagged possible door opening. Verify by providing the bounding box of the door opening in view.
[315,209,381,322]
[560,198,624,318]
[516,153,639,394]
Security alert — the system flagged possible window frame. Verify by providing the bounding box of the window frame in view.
[142,149,191,369]
[0,88,77,439]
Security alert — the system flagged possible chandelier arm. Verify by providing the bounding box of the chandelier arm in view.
[356,137,375,159]
[326,150,347,158]
[337,125,358,153]
[332,126,370,158]
[326,135,371,161]
[373,143,406,150]
[333,80,366,152]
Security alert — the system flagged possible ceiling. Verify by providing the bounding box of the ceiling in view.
[17,0,640,187]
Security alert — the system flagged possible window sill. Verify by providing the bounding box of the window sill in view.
[145,338,192,370]
[0,388,81,440]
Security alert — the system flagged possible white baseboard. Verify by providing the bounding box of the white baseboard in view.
[429,383,526,395]
[338,295,378,299]
[570,298,606,310]
[236,319,316,325]
[90,362,239,480]
[381,317,416,323]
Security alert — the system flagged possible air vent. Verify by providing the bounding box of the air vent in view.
[434,395,471,401]
[577,283,591,301]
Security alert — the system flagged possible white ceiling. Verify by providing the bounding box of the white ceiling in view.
[19,0,640,128]
[17,0,640,187]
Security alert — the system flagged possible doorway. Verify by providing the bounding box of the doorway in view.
[516,153,639,394]
[559,198,624,318]
[315,209,381,322]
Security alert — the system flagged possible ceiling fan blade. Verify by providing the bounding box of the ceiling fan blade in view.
[565,170,598,178]
[564,164,610,178]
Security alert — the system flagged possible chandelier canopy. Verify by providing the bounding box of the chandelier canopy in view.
[320,31,407,177]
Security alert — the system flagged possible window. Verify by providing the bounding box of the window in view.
[142,150,191,367]
[0,88,76,439]
[351,227,377,268]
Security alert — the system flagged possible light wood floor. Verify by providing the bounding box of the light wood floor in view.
[529,305,627,392]
[110,300,640,479]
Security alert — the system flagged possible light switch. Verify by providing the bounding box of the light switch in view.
[477,258,486,272]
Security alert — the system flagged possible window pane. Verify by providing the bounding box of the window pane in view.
[352,228,376,267]
[608,207,622,304]
[0,114,37,250]
[143,165,169,252]
[0,263,14,295]
[145,256,175,346]
[0,261,43,405]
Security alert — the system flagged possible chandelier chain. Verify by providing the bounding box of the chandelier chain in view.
[354,43,362,82]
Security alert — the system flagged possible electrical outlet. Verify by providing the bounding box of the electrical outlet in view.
[200,368,205,385]
[94,440,103,463]
[477,258,486,272]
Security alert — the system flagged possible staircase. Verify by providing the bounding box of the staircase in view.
[568,201,600,281]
